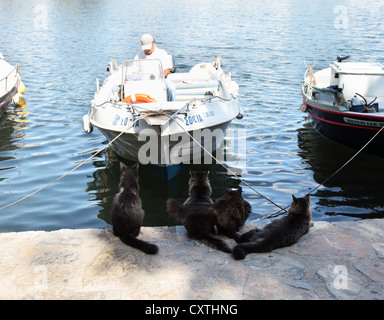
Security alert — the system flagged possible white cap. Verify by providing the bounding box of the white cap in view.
[141,34,154,50]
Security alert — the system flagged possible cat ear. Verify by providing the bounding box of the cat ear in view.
[304,194,310,202]
[292,195,298,203]
[132,162,139,170]
[131,163,139,174]
[120,162,127,171]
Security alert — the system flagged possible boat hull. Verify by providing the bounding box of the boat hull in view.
[303,94,384,158]
[96,120,231,165]
[0,72,20,118]
[0,84,17,117]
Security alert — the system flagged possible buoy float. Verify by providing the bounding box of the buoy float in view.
[300,104,308,112]
[122,93,156,104]
[13,80,26,106]
[18,80,25,94]
[82,114,93,134]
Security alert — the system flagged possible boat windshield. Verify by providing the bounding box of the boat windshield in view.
[124,59,164,82]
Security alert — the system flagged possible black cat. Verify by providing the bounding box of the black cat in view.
[110,162,158,254]
[167,171,232,253]
[233,195,313,260]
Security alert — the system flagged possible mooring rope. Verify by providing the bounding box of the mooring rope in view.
[160,114,384,219]
[0,104,286,213]
[257,123,384,221]
[0,111,157,211]
[306,124,384,196]
[1,104,383,219]
[160,113,289,213]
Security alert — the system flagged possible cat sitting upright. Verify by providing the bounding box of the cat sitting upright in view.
[214,187,251,240]
[232,195,313,260]
[110,162,158,255]
[167,171,232,253]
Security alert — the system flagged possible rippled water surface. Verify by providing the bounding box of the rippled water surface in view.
[1,0,384,232]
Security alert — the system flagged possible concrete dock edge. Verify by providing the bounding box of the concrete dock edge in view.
[0,219,383,300]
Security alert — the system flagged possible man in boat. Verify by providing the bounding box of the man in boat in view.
[134,34,176,101]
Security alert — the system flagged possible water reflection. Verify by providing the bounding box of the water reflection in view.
[0,100,29,164]
[2,0,384,231]
[88,148,243,227]
[297,121,384,220]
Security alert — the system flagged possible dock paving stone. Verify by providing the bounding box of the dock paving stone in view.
[353,261,384,287]
[0,219,384,299]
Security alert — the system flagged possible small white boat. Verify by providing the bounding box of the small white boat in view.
[83,55,242,177]
[0,52,24,117]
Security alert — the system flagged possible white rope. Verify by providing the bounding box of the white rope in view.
[258,124,384,221]
[307,124,384,196]
[0,106,285,213]
[161,113,289,213]
[2,103,382,218]
[0,112,154,211]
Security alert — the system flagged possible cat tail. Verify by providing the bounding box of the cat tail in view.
[232,244,248,260]
[199,234,232,253]
[232,240,272,260]
[120,233,159,254]
[166,199,185,220]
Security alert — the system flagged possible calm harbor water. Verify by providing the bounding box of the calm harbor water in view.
[1,0,384,232]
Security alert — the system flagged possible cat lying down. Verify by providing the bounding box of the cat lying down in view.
[233,195,313,260]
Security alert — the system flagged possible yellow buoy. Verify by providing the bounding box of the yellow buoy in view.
[18,80,25,94]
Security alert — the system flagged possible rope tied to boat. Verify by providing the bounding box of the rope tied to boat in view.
[0,104,282,214]
[159,113,289,214]
[0,111,158,211]
[258,124,384,221]
[306,124,384,196]
[2,105,384,222]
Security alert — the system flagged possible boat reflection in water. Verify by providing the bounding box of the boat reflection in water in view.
[87,148,243,227]
[297,122,384,221]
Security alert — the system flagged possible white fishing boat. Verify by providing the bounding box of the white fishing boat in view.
[0,52,24,117]
[83,55,243,178]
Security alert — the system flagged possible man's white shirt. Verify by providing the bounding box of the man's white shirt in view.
[134,46,172,75]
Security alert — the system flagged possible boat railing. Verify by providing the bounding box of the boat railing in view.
[0,65,18,93]
[303,67,310,83]
[202,94,233,104]
[303,67,317,98]
[127,97,196,115]
[123,97,197,127]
